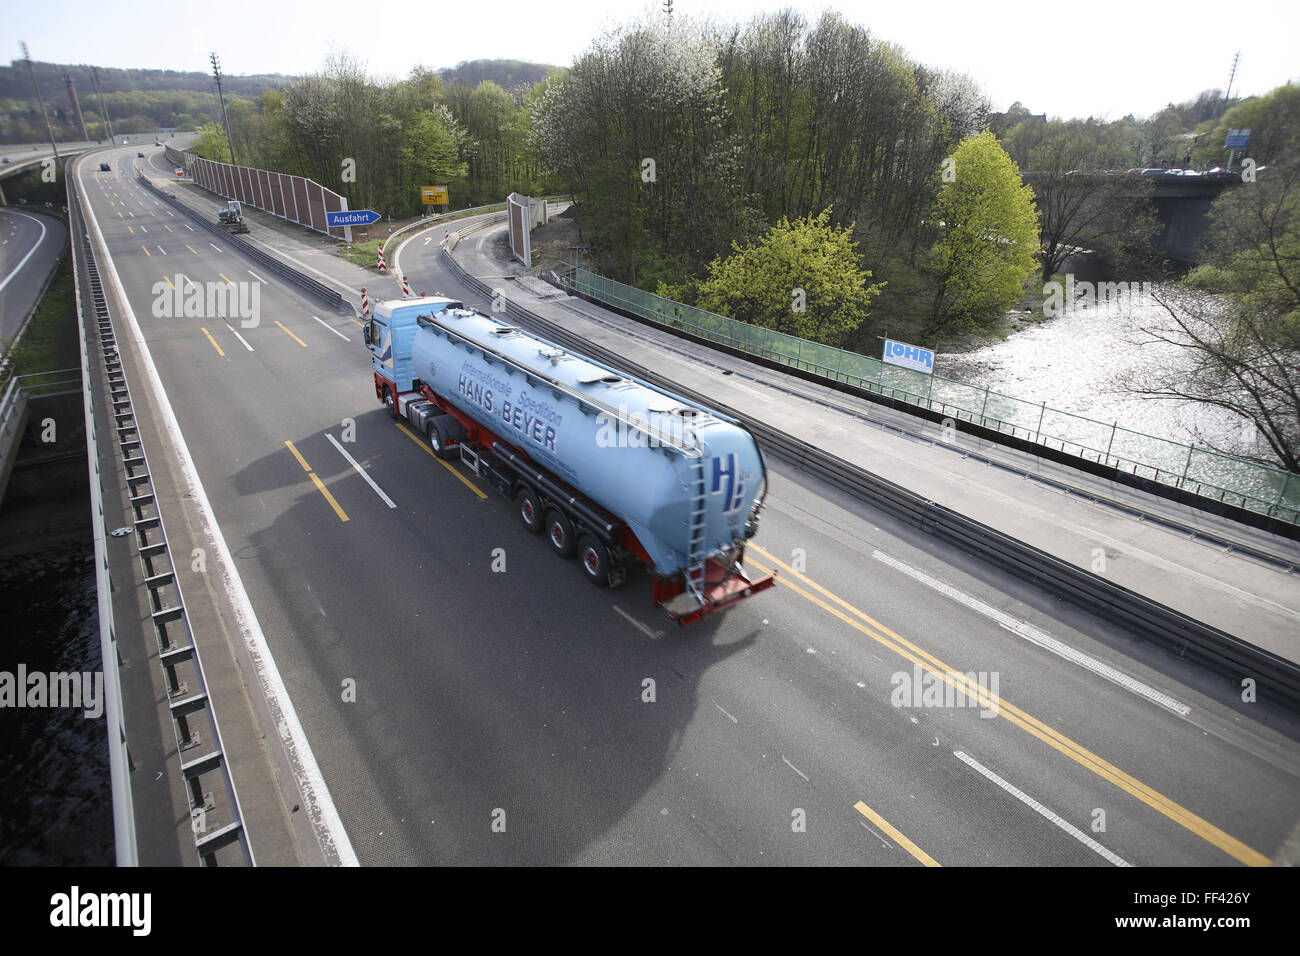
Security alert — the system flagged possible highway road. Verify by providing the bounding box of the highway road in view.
[0,207,66,345]
[77,146,1300,866]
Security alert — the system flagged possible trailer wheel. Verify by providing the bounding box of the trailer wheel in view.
[516,488,544,534]
[382,385,397,419]
[577,535,610,586]
[545,509,577,558]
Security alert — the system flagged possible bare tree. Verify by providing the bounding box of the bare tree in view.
[1120,287,1298,469]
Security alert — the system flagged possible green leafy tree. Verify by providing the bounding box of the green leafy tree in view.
[189,122,231,162]
[923,131,1039,338]
[1189,84,1300,168]
[691,209,884,345]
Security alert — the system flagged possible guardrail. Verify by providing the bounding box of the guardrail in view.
[67,175,137,866]
[71,170,255,865]
[135,172,349,314]
[440,246,1300,712]
[561,267,1300,529]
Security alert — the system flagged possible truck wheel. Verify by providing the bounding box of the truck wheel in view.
[577,535,610,586]
[382,385,397,419]
[427,417,449,459]
[545,509,577,558]
[516,488,544,534]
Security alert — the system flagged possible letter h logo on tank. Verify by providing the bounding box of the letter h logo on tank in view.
[711,453,746,514]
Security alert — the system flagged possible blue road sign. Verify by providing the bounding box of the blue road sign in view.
[1224,128,1251,150]
[326,209,381,227]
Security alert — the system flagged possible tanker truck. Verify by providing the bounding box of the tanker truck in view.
[364,295,776,625]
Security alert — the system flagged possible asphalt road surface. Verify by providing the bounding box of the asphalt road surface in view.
[76,149,1300,866]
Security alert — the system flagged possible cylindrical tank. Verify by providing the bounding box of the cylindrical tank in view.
[410,306,766,576]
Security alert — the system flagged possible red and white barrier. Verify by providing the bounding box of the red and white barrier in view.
[360,288,370,316]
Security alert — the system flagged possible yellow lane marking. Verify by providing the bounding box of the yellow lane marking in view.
[117,212,123,218]
[349,317,365,327]
[284,441,349,521]
[309,472,350,522]
[854,801,940,867]
[745,545,1271,867]
[184,243,198,255]
[275,321,308,348]
[164,224,173,232]
[140,245,150,257]
[218,272,234,285]
[199,327,225,356]
[395,422,487,499]
[162,275,174,290]
[284,440,312,472]
[127,225,134,234]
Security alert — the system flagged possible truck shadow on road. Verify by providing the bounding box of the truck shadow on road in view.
[226,419,767,864]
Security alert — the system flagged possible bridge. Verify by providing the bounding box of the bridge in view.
[6,141,1300,870]
[1023,168,1249,263]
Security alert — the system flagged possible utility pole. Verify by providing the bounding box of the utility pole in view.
[65,73,90,142]
[1223,51,1241,111]
[91,66,115,142]
[20,42,59,161]
[210,52,237,165]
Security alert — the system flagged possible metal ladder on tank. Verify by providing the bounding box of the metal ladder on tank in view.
[684,429,707,608]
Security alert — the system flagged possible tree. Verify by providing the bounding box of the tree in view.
[1189,84,1300,168]
[1027,126,1159,281]
[922,131,1040,338]
[691,208,884,345]
[533,14,744,285]
[1122,163,1300,469]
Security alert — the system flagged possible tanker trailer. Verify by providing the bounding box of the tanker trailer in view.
[364,295,776,625]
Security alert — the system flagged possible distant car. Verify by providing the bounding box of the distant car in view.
[174,167,184,177]
[154,141,162,146]
[137,151,145,158]
[99,162,111,172]
[1,157,10,164]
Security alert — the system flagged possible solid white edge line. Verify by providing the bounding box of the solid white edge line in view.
[247,269,267,284]
[325,433,396,508]
[871,549,1191,717]
[0,210,48,294]
[311,314,351,342]
[954,751,1132,866]
[209,242,222,252]
[78,161,359,867]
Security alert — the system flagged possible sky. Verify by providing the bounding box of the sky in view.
[6,0,1298,120]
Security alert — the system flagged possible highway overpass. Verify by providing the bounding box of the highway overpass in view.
[59,143,1300,868]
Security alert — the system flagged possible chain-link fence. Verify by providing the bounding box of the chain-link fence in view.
[569,267,1298,524]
